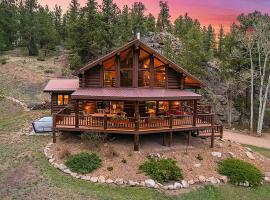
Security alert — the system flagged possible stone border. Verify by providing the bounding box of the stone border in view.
[43,142,270,190]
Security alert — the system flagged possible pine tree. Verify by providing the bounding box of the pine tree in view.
[203,24,216,58]
[157,0,171,32]
[117,5,132,44]
[53,5,64,40]
[218,24,224,57]
[130,2,146,36]
[145,14,156,33]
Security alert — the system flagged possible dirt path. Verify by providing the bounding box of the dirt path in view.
[224,130,270,149]
[3,95,30,112]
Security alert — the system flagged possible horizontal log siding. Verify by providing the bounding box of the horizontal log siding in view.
[84,66,101,88]
[51,93,74,114]
[167,68,181,89]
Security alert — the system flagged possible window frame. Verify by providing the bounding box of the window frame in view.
[57,94,70,106]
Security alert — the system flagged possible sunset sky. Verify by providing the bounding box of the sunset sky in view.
[39,0,270,32]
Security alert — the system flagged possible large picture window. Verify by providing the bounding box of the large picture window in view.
[57,94,69,105]
[103,57,116,87]
[138,49,150,87]
[154,58,166,88]
[120,49,133,87]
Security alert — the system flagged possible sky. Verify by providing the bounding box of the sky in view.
[39,0,270,32]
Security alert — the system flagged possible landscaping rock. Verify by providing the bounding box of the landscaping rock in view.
[245,147,253,152]
[148,153,161,160]
[167,185,174,190]
[194,163,201,168]
[90,177,98,183]
[219,176,228,183]
[181,180,189,188]
[174,182,182,189]
[240,181,249,187]
[81,176,91,181]
[70,172,77,177]
[57,164,68,171]
[128,180,136,186]
[115,178,124,185]
[198,176,206,182]
[194,178,200,183]
[98,176,106,183]
[245,151,255,160]
[145,179,156,188]
[106,179,114,184]
[264,177,270,182]
[139,181,145,187]
[211,152,222,158]
[209,177,218,184]
[188,179,195,185]
[49,158,55,163]
[228,152,235,158]
[63,168,72,174]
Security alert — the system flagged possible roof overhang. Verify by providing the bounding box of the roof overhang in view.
[43,79,79,92]
[71,88,202,101]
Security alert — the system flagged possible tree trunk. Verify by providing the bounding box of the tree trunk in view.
[249,50,254,134]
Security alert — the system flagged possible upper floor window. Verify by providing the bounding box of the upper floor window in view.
[120,49,133,87]
[104,57,116,87]
[154,58,166,87]
[138,49,150,87]
[57,94,69,106]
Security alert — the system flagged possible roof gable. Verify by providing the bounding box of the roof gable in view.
[76,39,203,86]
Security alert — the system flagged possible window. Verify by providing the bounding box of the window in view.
[110,101,124,114]
[120,49,133,87]
[138,49,151,87]
[57,94,69,106]
[154,58,166,87]
[103,57,116,87]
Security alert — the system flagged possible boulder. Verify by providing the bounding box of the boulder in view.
[174,182,182,189]
[245,152,255,160]
[181,180,189,188]
[128,180,136,186]
[211,152,222,158]
[145,179,156,188]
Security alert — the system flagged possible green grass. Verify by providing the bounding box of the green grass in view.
[243,144,270,159]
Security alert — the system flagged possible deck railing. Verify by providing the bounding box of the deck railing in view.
[54,113,215,131]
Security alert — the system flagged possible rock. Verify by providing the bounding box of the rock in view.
[198,176,206,182]
[128,180,136,186]
[217,143,223,148]
[49,158,55,163]
[106,179,114,184]
[211,152,222,158]
[98,176,106,183]
[174,182,182,189]
[154,184,159,189]
[188,179,195,185]
[209,177,218,184]
[245,151,255,160]
[219,176,228,183]
[90,177,98,183]
[167,185,174,190]
[264,177,270,182]
[139,181,145,187]
[245,147,253,152]
[228,152,235,158]
[240,181,249,187]
[148,153,161,160]
[194,163,201,168]
[115,178,124,185]
[181,180,189,188]
[145,179,156,188]
[81,176,91,181]
[63,168,72,174]
[157,182,163,188]
[57,164,68,171]
[163,185,169,190]
[219,138,226,142]
[70,172,77,177]
[194,178,200,183]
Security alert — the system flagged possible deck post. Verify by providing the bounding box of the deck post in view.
[169,115,173,128]
[220,125,223,138]
[75,100,79,128]
[52,114,56,143]
[134,134,140,151]
[211,127,214,148]
[168,131,173,147]
[193,99,197,126]
[162,133,166,146]
[188,131,191,146]
[104,114,108,130]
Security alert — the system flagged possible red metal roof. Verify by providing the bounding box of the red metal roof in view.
[43,79,79,92]
[71,88,201,100]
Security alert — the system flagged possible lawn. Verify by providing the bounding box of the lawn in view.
[243,144,270,159]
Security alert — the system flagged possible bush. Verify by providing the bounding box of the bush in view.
[65,152,102,174]
[218,158,263,187]
[37,54,45,61]
[139,158,183,183]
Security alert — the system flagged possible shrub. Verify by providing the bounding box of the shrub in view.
[218,158,263,187]
[65,152,102,174]
[121,158,127,164]
[81,132,107,150]
[139,158,183,183]
[107,166,113,171]
[196,154,203,161]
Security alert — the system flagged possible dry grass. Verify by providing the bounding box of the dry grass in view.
[58,146,71,160]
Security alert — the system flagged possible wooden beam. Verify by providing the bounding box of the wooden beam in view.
[99,64,104,87]
[52,114,56,143]
[211,127,214,148]
[133,46,139,87]
[180,73,186,90]
[134,134,139,151]
[193,99,197,126]
[116,54,120,87]
[75,100,79,128]
[150,54,154,88]
[168,131,173,147]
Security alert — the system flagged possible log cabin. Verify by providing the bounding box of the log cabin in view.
[44,39,223,151]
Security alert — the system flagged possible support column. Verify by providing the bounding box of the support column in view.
[150,54,154,88]
[168,131,173,147]
[116,53,120,87]
[52,114,56,143]
[188,131,191,146]
[134,134,140,151]
[133,45,139,87]
[211,127,214,148]
[162,133,166,146]
[75,100,79,128]
[193,99,197,126]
